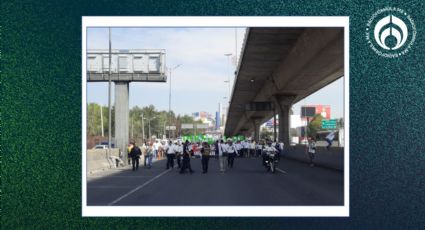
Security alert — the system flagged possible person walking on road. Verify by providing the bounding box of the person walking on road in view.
[146,142,154,168]
[325,131,335,150]
[201,142,211,173]
[153,140,160,159]
[180,140,194,174]
[218,140,227,173]
[307,137,317,167]
[279,141,284,157]
[127,143,133,165]
[176,141,183,168]
[249,140,256,158]
[140,141,147,167]
[214,140,220,160]
[226,139,239,169]
[129,142,142,171]
[242,140,249,158]
[235,141,243,158]
[165,140,177,169]
[256,140,264,158]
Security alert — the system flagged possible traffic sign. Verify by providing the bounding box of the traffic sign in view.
[322,119,337,129]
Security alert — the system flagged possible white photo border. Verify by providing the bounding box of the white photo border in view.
[82,16,350,217]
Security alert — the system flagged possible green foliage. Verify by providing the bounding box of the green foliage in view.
[87,103,114,137]
[307,114,324,138]
[88,103,210,140]
[260,127,273,140]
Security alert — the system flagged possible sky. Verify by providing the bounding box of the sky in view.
[86,28,344,120]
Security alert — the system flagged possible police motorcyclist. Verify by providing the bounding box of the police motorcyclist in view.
[262,140,278,166]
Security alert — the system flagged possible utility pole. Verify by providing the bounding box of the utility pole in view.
[148,119,151,140]
[131,117,134,140]
[100,105,104,137]
[141,114,145,141]
[108,27,112,158]
[146,116,156,140]
[224,53,232,104]
[168,64,181,139]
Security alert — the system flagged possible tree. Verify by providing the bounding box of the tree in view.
[176,115,200,136]
[260,127,273,140]
[307,114,324,138]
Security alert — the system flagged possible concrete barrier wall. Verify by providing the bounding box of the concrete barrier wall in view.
[87,148,120,174]
[283,145,344,171]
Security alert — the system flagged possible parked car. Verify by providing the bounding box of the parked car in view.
[93,145,108,149]
[100,141,115,148]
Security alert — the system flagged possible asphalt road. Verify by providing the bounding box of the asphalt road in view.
[87,156,343,206]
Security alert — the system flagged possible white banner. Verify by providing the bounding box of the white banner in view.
[196,124,209,129]
[166,126,176,130]
[181,124,194,129]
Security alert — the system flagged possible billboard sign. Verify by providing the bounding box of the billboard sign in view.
[301,106,316,117]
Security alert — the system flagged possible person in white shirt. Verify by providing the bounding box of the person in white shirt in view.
[325,131,335,150]
[153,140,160,159]
[175,141,183,168]
[256,141,264,158]
[218,140,227,173]
[165,140,177,169]
[263,141,278,166]
[235,141,243,158]
[140,142,147,167]
[242,140,249,158]
[226,139,239,169]
[307,137,317,167]
[249,140,256,158]
[278,141,284,157]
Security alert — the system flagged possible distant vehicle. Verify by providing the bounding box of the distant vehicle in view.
[93,145,108,149]
[300,140,308,145]
[100,141,115,148]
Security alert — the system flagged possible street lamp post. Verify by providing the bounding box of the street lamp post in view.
[107,28,112,160]
[144,116,157,140]
[224,53,232,104]
[140,114,145,141]
[168,64,182,139]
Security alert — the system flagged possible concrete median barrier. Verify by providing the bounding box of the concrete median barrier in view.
[283,145,344,171]
[87,148,121,174]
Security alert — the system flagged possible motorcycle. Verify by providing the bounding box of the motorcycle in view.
[262,149,279,173]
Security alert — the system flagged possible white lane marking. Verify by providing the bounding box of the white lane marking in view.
[108,169,171,206]
[88,175,153,178]
[88,186,136,189]
[276,168,287,174]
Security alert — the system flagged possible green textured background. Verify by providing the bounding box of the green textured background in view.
[2,0,425,229]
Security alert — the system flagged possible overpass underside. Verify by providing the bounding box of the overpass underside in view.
[224,27,344,145]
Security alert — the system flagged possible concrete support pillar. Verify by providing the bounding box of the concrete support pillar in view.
[274,95,297,147]
[115,82,129,165]
[278,105,291,147]
[252,119,260,142]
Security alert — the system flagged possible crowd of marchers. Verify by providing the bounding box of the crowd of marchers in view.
[127,138,288,174]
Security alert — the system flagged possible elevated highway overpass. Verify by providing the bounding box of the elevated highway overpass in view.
[224,27,344,146]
